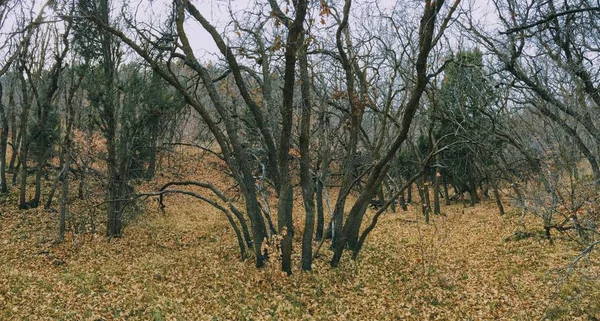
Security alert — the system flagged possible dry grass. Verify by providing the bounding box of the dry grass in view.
[0,149,599,320]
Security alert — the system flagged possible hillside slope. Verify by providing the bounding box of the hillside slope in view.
[0,151,598,320]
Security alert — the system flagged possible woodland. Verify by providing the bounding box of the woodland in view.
[0,0,599,319]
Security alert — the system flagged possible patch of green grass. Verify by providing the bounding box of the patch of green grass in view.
[151,308,164,321]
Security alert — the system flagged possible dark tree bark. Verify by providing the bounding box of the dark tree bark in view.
[433,153,441,215]
[29,22,71,208]
[329,0,366,250]
[18,63,31,210]
[276,0,308,275]
[0,82,8,193]
[399,191,408,211]
[468,175,479,207]
[92,0,123,238]
[8,123,18,173]
[331,0,449,267]
[315,168,325,241]
[180,0,275,267]
[59,127,72,242]
[299,46,315,272]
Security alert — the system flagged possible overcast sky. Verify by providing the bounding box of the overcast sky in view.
[0,0,497,65]
[189,0,251,59]
[189,0,497,59]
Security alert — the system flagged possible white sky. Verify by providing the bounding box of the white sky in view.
[0,0,497,65]
[189,0,252,59]
[189,0,497,58]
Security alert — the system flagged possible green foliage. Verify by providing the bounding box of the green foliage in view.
[119,64,185,179]
[436,49,499,189]
[71,0,120,64]
[29,108,60,159]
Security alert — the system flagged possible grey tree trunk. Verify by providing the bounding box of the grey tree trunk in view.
[433,153,441,215]
[18,66,30,209]
[331,0,445,266]
[299,47,315,271]
[315,173,325,241]
[58,145,70,241]
[8,94,17,173]
[491,180,504,215]
[443,174,450,205]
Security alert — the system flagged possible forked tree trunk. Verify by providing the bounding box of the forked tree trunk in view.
[330,0,445,266]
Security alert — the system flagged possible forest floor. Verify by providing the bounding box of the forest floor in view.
[1,150,599,320]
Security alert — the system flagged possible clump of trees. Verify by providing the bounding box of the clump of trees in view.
[0,0,598,275]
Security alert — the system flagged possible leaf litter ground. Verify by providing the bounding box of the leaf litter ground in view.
[0,150,598,320]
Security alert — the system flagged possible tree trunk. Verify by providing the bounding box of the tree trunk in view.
[419,176,431,223]
[330,0,445,266]
[29,22,70,208]
[276,0,308,275]
[8,92,17,173]
[18,68,30,210]
[443,174,450,205]
[468,172,479,206]
[241,177,269,268]
[106,139,122,237]
[30,155,43,208]
[45,155,64,209]
[384,180,396,212]
[228,204,253,248]
[491,179,504,215]
[433,153,441,215]
[0,82,8,193]
[330,0,366,250]
[399,192,408,211]
[59,144,70,242]
[315,161,326,241]
[352,170,423,259]
[8,131,19,173]
[299,47,315,271]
